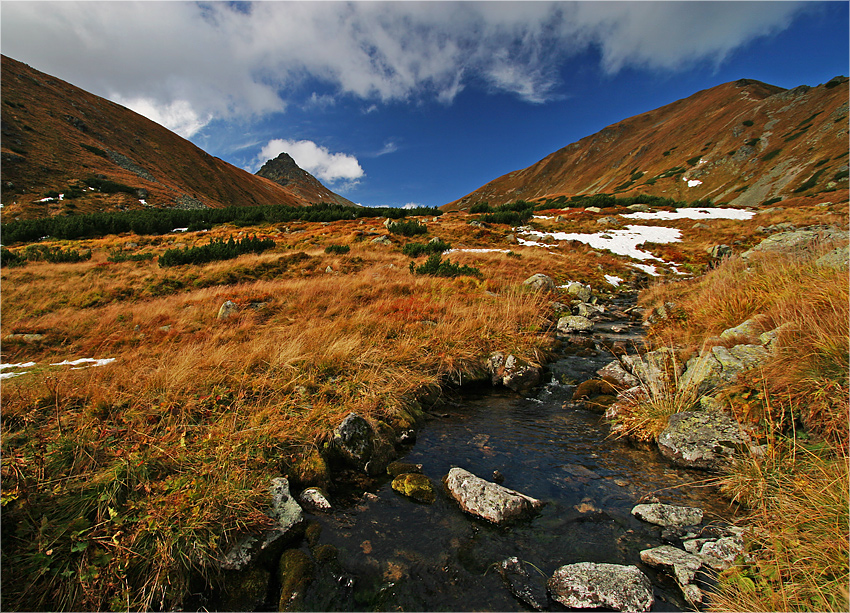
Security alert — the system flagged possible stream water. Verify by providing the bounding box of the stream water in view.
[271,300,739,611]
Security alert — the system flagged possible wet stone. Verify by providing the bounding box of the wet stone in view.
[547,562,654,612]
[496,557,548,611]
[631,502,704,528]
[444,467,544,525]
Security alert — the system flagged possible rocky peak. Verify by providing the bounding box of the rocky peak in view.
[256,152,306,187]
[255,151,356,207]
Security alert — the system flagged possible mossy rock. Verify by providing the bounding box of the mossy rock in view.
[387,461,423,477]
[278,549,315,612]
[391,473,436,504]
[585,394,617,414]
[289,449,330,490]
[313,543,338,563]
[572,379,617,401]
[219,567,270,612]
[304,521,322,548]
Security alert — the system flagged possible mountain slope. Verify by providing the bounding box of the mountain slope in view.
[445,77,849,210]
[256,152,356,207]
[0,55,349,220]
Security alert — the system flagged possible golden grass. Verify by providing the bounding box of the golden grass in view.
[631,232,849,612]
[0,217,574,610]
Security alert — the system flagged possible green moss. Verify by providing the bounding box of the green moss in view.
[391,473,436,504]
[220,567,270,612]
[387,461,423,477]
[278,549,314,612]
[290,450,329,490]
[304,521,322,548]
[312,544,338,564]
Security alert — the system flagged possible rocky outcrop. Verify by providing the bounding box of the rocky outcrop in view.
[639,545,705,604]
[444,467,544,525]
[220,477,304,571]
[741,226,848,259]
[547,562,654,612]
[657,410,751,469]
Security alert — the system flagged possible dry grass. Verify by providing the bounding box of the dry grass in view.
[630,232,849,612]
[0,216,578,610]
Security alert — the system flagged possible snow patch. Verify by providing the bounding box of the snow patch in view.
[621,207,754,221]
[604,274,623,286]
[0,361,37,370]
[518,225,681,261]
[632,263,660,276]
[686,179,703,188]
[172,227,189,233]
[447,248,511,254]
[50,358,116,370]
[139,199,147,205]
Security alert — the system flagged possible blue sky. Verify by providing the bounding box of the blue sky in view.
[2,1,848,208]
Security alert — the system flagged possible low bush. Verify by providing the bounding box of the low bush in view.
[401,239,450,257]
[0,244,92,267]
[159,235,276,267]
[324,244,350,255]
[410,253,480,278]
[387,220,428,237]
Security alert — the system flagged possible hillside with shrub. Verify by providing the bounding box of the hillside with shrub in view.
[0,55,351,221]
[445,77,849,211]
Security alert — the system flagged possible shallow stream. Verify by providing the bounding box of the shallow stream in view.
[282,302,738,612]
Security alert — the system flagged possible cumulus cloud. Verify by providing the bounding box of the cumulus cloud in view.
[111,96,212,138]
[1,1,809,130]
[257,139,364,186]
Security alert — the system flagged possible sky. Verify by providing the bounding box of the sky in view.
[2,1,848,208]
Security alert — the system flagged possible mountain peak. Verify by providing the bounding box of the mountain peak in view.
[256,152,356,207]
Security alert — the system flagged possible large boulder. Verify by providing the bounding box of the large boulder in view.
[547,562,654,612]
[741,226,848,259]
[331,412,374,470]
[657,411,751,469]
[597,360,639,389]
[679,344,771,396]
[631,503,704,528]
[564,281,593,302]
[220,477,304,571]
[621,347,683,386]
[486,352,542,393]
[523,273,556,292]
[444,467,544,525]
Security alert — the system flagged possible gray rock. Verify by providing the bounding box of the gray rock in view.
[564,282,593,302]
[217,300,238,320]
[758,322,794,350]
[683,535,744,571]
[557,315,594,333]
[680,343,770,395]
[523,273,556,292]
[575,302,604,318]
[657,410,751,469]
[371,236,392,245]
[719,316,768,341]
[444,467,544,525]
[496,557,548,611]
[584,206,603,213]
[597,360,640,389]
[639,545,705,604]
[548,562,654,612]
[627,203,650,212]
[332,412,374,471]
[741,227,849,259]
[220,477,304,571]
[707,244,732,259]
[298,487,332,512]
[501,354,542,393]
[815,245,849,271]
[4,333,45,343]
[621,347,683,386]
[631,503,704,527]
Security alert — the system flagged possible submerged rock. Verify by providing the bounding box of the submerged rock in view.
[444,467,544,525]
[219,567,270,612]
[386,461,423,477]
[392,473,436,504]
[486,352,542,393]
[631,503,704,528]
[278,548,315,611]
[496,557,548,611]
[657,410,751,469]
[547,562,654,612]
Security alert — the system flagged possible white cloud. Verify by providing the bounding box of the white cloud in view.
[1,1,810,129]
[111,96,212,138]
[257,139,364,185]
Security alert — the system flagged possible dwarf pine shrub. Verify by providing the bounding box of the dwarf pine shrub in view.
[159,235,275,267]
[409,253,480,278]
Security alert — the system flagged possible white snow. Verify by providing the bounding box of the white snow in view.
[0,371,29,380]
[518,225,681,261]
[447,248,511,254]
[58,193,65,201]
[0,361,37,370]
[687,179,703,188]
[139,199,147,205]
[604,274,623,286]
[172,227,189,233]
[50,358,116,370]
[620,207,755,221]
[632,263,660,276]
[36,196,55,203]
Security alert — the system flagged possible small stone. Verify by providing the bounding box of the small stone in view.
[298,487,332,512]
[631,503,704,528]
[217,300,238,320]
[548,562,654,612]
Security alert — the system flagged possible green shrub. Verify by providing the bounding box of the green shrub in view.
[84,176,137,195]
[409,253,480,278]
[762,197,783,207]
[742,120,754,127]
[0,247,26,267]
[745,138,760,147]
[469,202,492,214]
[107,250,156,263]
[324,244,350,255]
[794,168,828,193]
[402,239,451,257]
[686,155,702,166]
[761,149,782,162]
[159,235,276,267]
[81,143,108,158]
[387,220,428,237]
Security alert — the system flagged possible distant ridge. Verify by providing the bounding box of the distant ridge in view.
[256,152,357,207]
[444,76,849,210]
[0,55,350,221]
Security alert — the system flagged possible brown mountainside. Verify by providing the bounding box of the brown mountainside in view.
[445,77,849,210]
[1,55,349,221]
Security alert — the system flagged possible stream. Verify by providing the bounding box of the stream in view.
[268,298,738,611]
